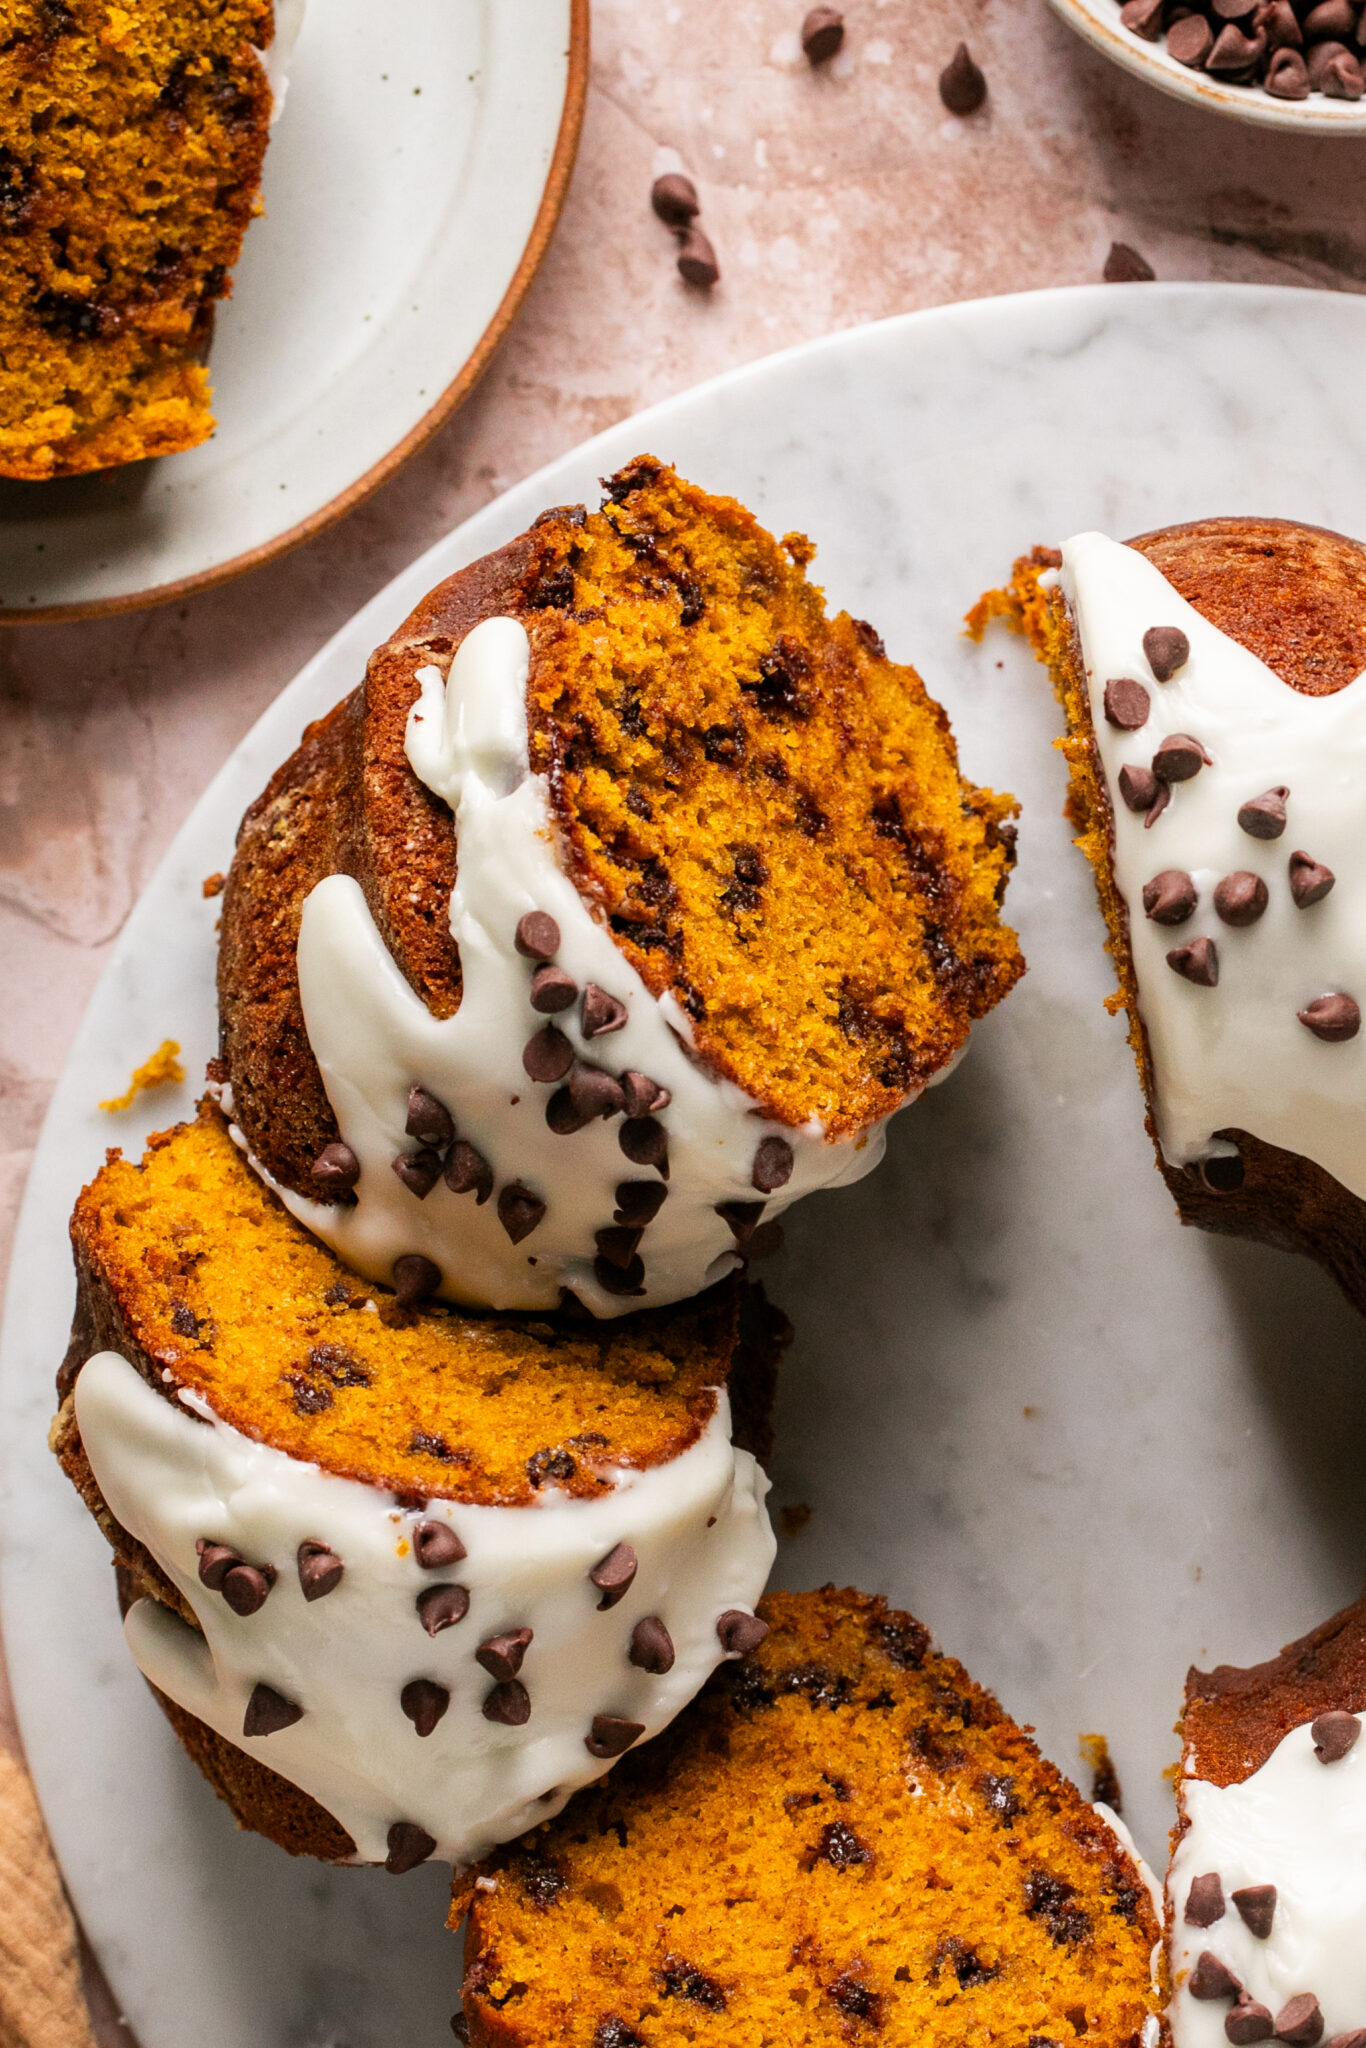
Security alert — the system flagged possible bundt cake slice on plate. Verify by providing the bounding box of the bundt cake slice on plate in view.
[51,1103,784,1871]
[219,456,1024,1318]
[975,518,1366,1317]
[453,1586,1167,2047]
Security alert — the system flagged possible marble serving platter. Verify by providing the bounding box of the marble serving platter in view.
[4,284,1366,2048]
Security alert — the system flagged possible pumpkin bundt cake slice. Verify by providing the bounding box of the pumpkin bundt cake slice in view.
[454,1586,1167,2048]
[973,519,1366,1319]
[52,1103,783,1871]
[219,456,1023,1317]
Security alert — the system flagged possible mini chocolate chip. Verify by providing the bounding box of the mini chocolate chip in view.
[752,1135,795,1192]
[222,1563,275,1617]
[1201,1151,1245,1192]
[1104,242,1156,283]
[1257,0,1302,48]
[1307,37,1352,87]
[1207,22,1268,74]
[1298,994,1360,1043]
[1119,763,1160,812]
[401,1678,451,1737]
[620,1071,670,1117]
[392,1147,443,1198]
[1169,13,1214,63]
[477,1629,533,1682]
[650,172,699,227]
[620,1117,669,1172]
[530,963,578,1014]
[242,1682,303,1738]
[1104,676,1151,730]
[595,1253,647,1297]
[406,1085,454,1149]
[417,1583,470,1635]
[483,1680,531,1726]
[1143,870,1198,925]
[585,1714,645,1759]
[1145,782,1172,828]
[523,1025,574,1083]
[1322,49,1365,97]
[569,1064,626,1119]
[1238,788,1289,840]
[310,1142,361,1190]
[1233,1884,1277,1938]
[582,984,629,1037]
[677,227,720,288]
[590,1543,638,1609]
[630,1616,675,1674]
[1289,852,1335,908]
[1167,938,1219,987]
[1266,45,1311,95]
[614,1180,668,1226]
[1153,733,1210,783]
[196,1538,241,1591]
[939,40,987,112]
[498,1181,546,1243]
[1186,1873,1226,1927]
[1191,1952,1243,2000]
[1325,2034,1366,2048]
[716,1198,767,1243]
[595,1224,644,1269]
[297,1541,343,1601]
[515,911,561,960]
[1121,0,1165,37]
[444,1140,493,1203]
[1143,625,1190,680]
[385,1820,437,1874]
[717,1609,769,1655]
[1311,1709,1361,1761]
[802,6,845,63]
[1228,2004,1276,2046]
[1275,1998,1324,2047]
[393,1253,441,1306]
[546,1087,593,1135]
[1214,872,1269,928]
[413,1520,466,1570]
[1306,0,1356,33]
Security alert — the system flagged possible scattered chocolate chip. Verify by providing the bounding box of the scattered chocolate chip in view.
[677,226,720,288]
[1168,938,1219,987]
[1311,1708,1361,1761]
[196,1538,240,1591]
[1191,1952,1243,2000]
[590,1543,639,1609]
[222,1563,275,1617]
[595,1253,647,1296]
[392,1147,443,1198]
[417,1583,470,1635]
[1104,242,1156,283]
[939,40,987,112]
[1275,1998,1324,2047]
[650,172,699,228]
[483,1680,531,1726]
[620,1117,669,1172]
[1154,733,1210,783]
[530,963,578,1014]
[1238,788,1289,840]
[1214,872,1269,927]
[393,1253,441,1306]
[620,1071,670,1117]
[1169,13,1214,63]
[585,1714,645,1758]
[1104,676,1152,730]
[802,6,845,63]
[444,1140,493,1203]
[297,1541,344,1601]
[401,1677,451,1737]
[752,1135,795,1192]
[242,1682,303,1738]
[717,1609,770,1655]
[1299,994,1360,1043]
[385,1820,437,1874]
[523,1025,575,1084]
[1142,624,1190,679]
[310,1142,360,1190]
[498,1181,546,1243]
[477,1629,533,1682]
[1201,1150,1245,1192]
[1266,45,1311,94]
[1233,1884,1277,1938]
[406,1085,454,1150]
[1119,764,1161,813]
[1186,1872,1227,1927]
[413,1521,466,1570]
[614,1179,668,1226]
[1143,869,1198,925]
[630,1616,676,1674]
[515,911,561,960]
[1121,0,1165,37]
[1289,852,1335,908]
[595,1224,644,1269]
[1228,2003,1276,2046]
[570,1064,626,1120]
[546,1088,593,1135]
[582,984,629,1037]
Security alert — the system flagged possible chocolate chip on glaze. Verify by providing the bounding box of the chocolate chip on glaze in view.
[545,1088,593,1135]
[614,1180,668,1227]
[1185,1873,1226,1927]
[1104,676,1152,730]
[740,1220,785,1261]
[595,1224,644,1270]
[1153,733,1212,784]
[529,963,577,1014]
[752,1136,794,1192]
[1144,782,1172,828]
[385,1820,437,1873]
[595,1253,647,1297]
[1143,625,1190,681]
[630,1616,676,1674]
[1167,938,1219,987]
[716,1199,767,1243]
[405,1085,454,1150]
[1142,870,1198,926]
[222,1563,276,1617]
[1289,853,1336,909]
[620,1117,669,1174]
[620,1071,671,1117]
[717,1609,770,1655]
[416,1583,470,1635]
[1311,1708,1361,1761]
[195,1537,241,1591]
[1119,763,1161,814]
[242,1682,303,1738]
[443,1140,493,1203]
[400,1677,451,1737]
[590,1542,638,1609]
[297,1541,344,1601]
[310,1142,360,1191]
[1233,1884,1277,1938]
[523,1025,575,1084]
[585,1714,646,1759]
[581,984,629,1038]
[514,911,561,961]
[498,1182,546,1243]
[482,1680,531,1726]
[393,1253,441,1307]
[1228,2002,1276,2045]
[476,1629,533,1682]
[569,1064,627,1120]
[1238,788,1289,841]
[413,1520,466,1570]
[1274,1997,1325,2047]
[1214,873,1269,928]
[1191,1952,1243,2001]
[392,1147,443,1199]
[1298,995,1361,1043]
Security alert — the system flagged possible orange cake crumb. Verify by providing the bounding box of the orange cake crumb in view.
[99,1038,185,1113]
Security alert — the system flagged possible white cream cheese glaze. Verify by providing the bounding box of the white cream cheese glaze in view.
[1168,1720,1366,2048]
[75,1349,775,1872]
[255,0,306,121]
[273,616,889,1316]
[1059,532,1366,1198]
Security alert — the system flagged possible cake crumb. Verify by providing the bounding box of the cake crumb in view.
[100,1041,185,1114]
[202,872,226,899]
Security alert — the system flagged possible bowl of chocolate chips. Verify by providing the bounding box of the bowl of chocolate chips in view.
[1047,0,1366,128]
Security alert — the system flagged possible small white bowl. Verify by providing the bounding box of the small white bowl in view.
[1046,0,1366,131]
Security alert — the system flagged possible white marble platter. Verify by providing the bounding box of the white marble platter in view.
[5,284,1366,2048]
[0,0,583,623]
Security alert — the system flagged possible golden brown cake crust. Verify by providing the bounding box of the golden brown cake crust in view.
[1181,1590,1366,1794]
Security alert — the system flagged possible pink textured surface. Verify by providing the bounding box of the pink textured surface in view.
[3,1,1366,2036]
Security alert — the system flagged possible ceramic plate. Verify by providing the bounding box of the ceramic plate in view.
[6,284,1366,2048]
[0,0,587,626]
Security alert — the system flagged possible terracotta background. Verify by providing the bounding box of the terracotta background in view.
[3,0,1366,2035]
